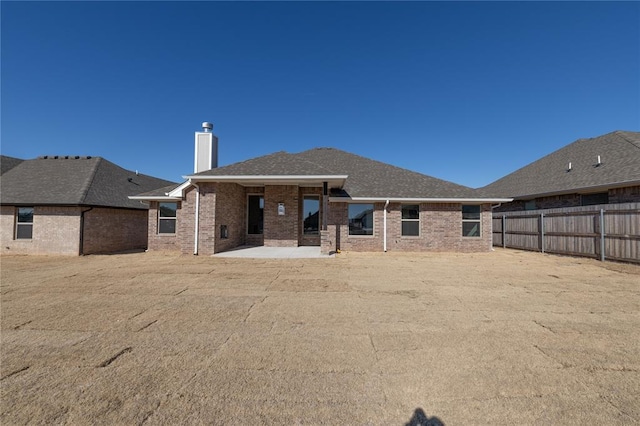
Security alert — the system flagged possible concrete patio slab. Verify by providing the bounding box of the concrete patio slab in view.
[212,245,331,258]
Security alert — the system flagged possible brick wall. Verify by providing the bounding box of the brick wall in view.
[324,202,493,253]
[178,187,197,255]
[147,201,182,252]
[82,207,148,254]
[213,183,245,253]
[195,183,217,255]
[1,205,81,255]
[264,185,299,247]
[495,185,640,212]
[609,185,640,203]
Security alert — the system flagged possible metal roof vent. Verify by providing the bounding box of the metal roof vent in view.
[595,155,602,167]
[567,162,572,172]
[202,122,213,133]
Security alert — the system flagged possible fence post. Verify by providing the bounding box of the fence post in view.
[502,215,506,248]
[540,212,545,253]
[600,209,605,262]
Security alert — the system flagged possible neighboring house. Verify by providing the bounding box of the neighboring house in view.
[1,155,175,255]
[131,123,511,255]
[482,131,640,212]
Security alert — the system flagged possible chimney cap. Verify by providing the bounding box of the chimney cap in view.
[202,122,213,132]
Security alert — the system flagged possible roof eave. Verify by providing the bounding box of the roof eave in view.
[329,196,513,203]
[510,179,640,200]
[128,196,181,201]
[182,174,348,187]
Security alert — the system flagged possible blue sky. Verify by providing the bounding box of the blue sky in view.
[2,1,638,188]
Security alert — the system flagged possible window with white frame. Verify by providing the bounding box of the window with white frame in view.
[401,204,420,236]
[158,202,177,234]
[462,205,481,237]
[15,207,34,239]
[348,204,374,236]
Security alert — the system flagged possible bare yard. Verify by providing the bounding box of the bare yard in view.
[1,249,639,424]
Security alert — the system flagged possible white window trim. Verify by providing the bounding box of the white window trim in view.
[158,202,177,235]
[15,207,34,240]
[462,205,482,238]
[401,204,420,237]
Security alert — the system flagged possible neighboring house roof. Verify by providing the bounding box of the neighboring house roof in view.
[0,156,176,209]
[480,131,640,199]
[170,147,496,201]
[1,155,24,175]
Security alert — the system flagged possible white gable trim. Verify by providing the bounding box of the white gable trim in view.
[329,197,513,203]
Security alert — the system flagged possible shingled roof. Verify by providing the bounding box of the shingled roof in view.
[1,155,24,175]
[480,131,640,199]
[0,156,176,209]
[186,147,481,199]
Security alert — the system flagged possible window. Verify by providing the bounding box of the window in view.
[15,207,34,239]
[302,196,320,235]
[581,192,608,206]
[524,200,536,211]
[401,204,420,236]
[349,204,374,236]
[158,202,177,234]
[462,205,481,237]
[247,195,264,234]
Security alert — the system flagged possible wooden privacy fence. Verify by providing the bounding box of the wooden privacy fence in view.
[493,203,640,263]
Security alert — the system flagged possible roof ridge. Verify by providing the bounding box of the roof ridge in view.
[308,147,473,189]
[615,131,640,150]
[78,157,103,204]
[290,151,338,174]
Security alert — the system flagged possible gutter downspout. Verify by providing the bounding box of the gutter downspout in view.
[383,199,390,252]
[193,181,200,255]
[79,207,94,255]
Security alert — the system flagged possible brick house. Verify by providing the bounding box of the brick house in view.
[131,123,511,255]
[482,131,640,212]
[1,155,175,255]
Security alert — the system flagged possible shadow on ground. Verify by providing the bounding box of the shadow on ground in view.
[405,408,444,426]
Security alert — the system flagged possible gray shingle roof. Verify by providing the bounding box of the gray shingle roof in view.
[132,183,182,198]
[297,148,477,198]
[0,156,176,209]
[1,155,24,175]
[192,147,478,199]
[194,151,336,176]
[480,131,640,198]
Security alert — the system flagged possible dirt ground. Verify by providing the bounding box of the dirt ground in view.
[1,249,639,425]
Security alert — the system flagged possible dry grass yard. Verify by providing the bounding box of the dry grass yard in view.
[1,249,639,425]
